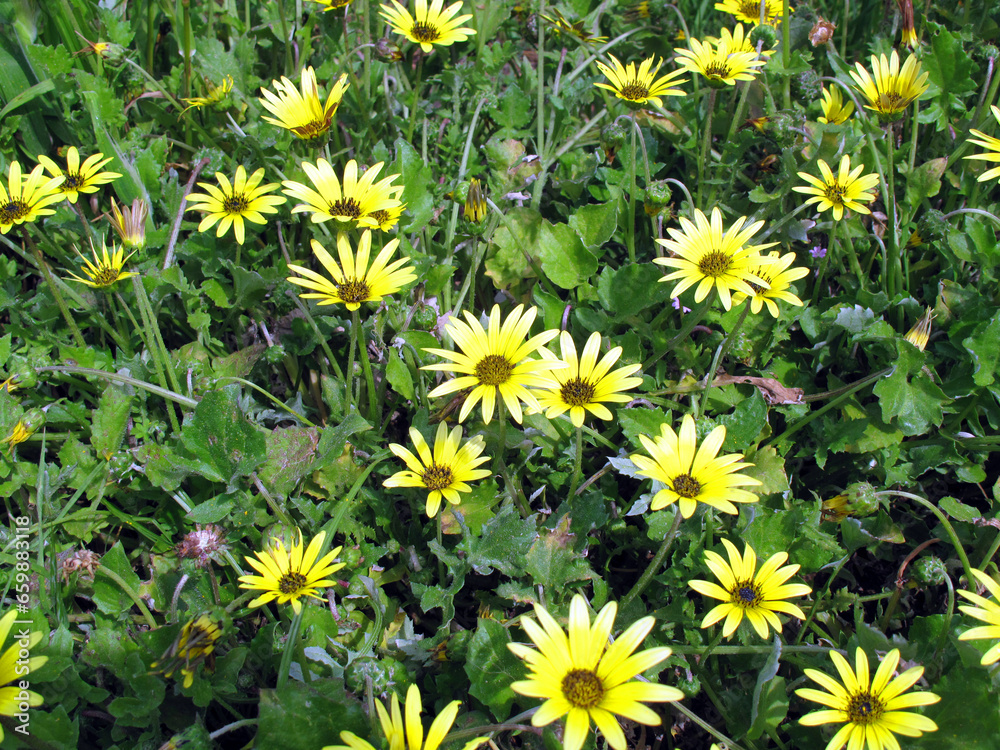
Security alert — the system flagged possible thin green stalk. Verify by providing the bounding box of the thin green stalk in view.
[253,475,294,527]
[885,125,901,300]
[811,231,833,306]
[878,490,975,587]
[795,554,850,645]
[642,295,713,370]
[405,55,425,143]
[451,236,487,316]
[289,295,344,380]
[566,426,584,501]
[979,528,1000,570]
[215,377,317,426]
[24,231,85,348]
[536,0,546,174]
[108,294,135,357]
[626,111,638,263]
[621,509,683,609]
[354,309,379,421]
[696,298,751,419]
[146,0,156,72]
[276,0,293,74]
[99,565,157,628]
[697,90,717,208]
[781,0,791,109]
[36,365,198,407]
[347,309,359,414]
[671,696,750,750]
[132,276,183,433]
[276,606,304,689]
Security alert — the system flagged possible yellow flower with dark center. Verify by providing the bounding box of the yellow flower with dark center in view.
[322,685,487,750]
[818,85,855,124]
[957,568,1000,665]
[106,198,149,250]
[422,304,563,424]
[796,648,939,750]
[384,422,491,516]
[674,33,766,87]
[849,50,928,123]
[286,230,416,311]
[532,331,643,427]
[0,161,64,233]
[964,105,1000,183]
[37,147,120,204]
[710,23,775,57]
[150,615,222,688]
[794,155,880,221]
[715,0,790,25]
[595,54,687,108]
[186,166,286,245]
[180,75,234,115]
[65,237,138,289]
[732,251,809,317]
[507,594,683,750]
[282,159,404,229]
[688,539,811,638]
[238,529,345,614]
[539,9,608,45]
[0,609,48,744]
[310,0,353,10]
[653,206,779,310]
[629,414,761,518]
[379,0,476,53]
[623,1,652,22]
[903,308,934,351]
[259,67,349,141]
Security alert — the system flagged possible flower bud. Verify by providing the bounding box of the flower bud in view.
[750,24,779,52]
[600,121,628,164]
[845,482,880,517]
[911,556,947,586]
[643,180,673,216]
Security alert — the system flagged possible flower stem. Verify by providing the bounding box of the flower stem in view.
[24,230,86,348]
[37,365,198,407]
[621,509,683,610]
[566,426,584,501]
[885,124,902,303]
[626,111,638,264]
[354,309,378,421]
[696,297,751,420]
[781,0,791,109]
[276,606,304,689]
[405,55,424,144]
[697,90,717,209]
[811,226,834,306]
[99,564,157,628]
[132,276,182,434]
[347,309,359,414]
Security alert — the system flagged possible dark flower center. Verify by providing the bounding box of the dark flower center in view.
[278,571,308,594]
[91,265,123,287]
[223,194,250,215]
[731,580,762,607]
[738,0,771,18]
[474,354,514,387]
[698,250,734,278]
[705,61,734,79]
[877,91,907,113]
[336,278,372,304]
[292,117,334,140]
[823,183,847,207]
[620,79,651,101]
[368,209,391,227]
[421,463,455,491]
[0,199,31,225]
[671,473,702,498]
[411,21,441,43]
[846,691,885,725]
[559,377,597,407]
[748,270,775,295]
[329,197,363,219]
[63,171,83,190]
[561,669,604,709]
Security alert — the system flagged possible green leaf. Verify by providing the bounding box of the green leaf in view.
[90,379,133,460]
[596,263,674,318]
[257,680,367,749]
[744,446,789,496]
[525,515,593,587]
[462,503,535,575]
[0,77,53,119]
[873,348,949,435]
[617,407,671,447]
[394,138,434,232]
[314,413,371,467]
[93,542,143,617]
[465,618,522,719]
[939,496,980,522]
[489,83,532,135]
[903,157,946,208]
[748,638,787,740]
[485,207,537,287]
[537,221,598,289]
[385,348,415,401]
[260,427,320,496]
[963,311,1000,386]
[568,201,618,250]
[719,390,768,451]
[179,385,267,487]
[920,668,1000,750]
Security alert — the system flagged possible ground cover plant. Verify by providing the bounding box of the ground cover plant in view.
[2,0,1000,747]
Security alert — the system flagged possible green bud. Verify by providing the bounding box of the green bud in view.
[21,408,46,433]
[919,209,950,244]
[750,24,779,51]
[911,556,948,586]
[845,482,880,517]
[600,121,629,164]
[643,180,673,216]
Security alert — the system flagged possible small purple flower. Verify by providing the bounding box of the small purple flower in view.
[810,245,827,259]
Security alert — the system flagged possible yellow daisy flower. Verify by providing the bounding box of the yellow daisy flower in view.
[286,230,416,311]
[282,159,403,229]
[540,9,608,45]
[793,155,880,221]
[818,85,855,124]
[379,0,476,53]
[594,54,687,109]
[653,206,779,310]
[106,198,149,251]
[629,414,761,518]
[180,75,234,115]
[903,308,934,351]
[713,23,775,57]
[323,685,487,750]
[507,594,683,750]
[849,50,929,123]
[238,529,345,614]
[964,105,1000,183]
[150,615,222,688]
[731,251,810,318]
[957,568,1000,665]
[688,538,812,638]
[310,0,353,10]
[674,33,767,87]
[796,648,939,750]
[37,147,121,204]
[422,304,563,425]
[259,67,350,141]
[65,236,138,289]
[532,331,643,427]
[0,609,48,744]
[384,422,492,517]
[185,166,286,245]
[715,0,790,25]
[0,161,65,234]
